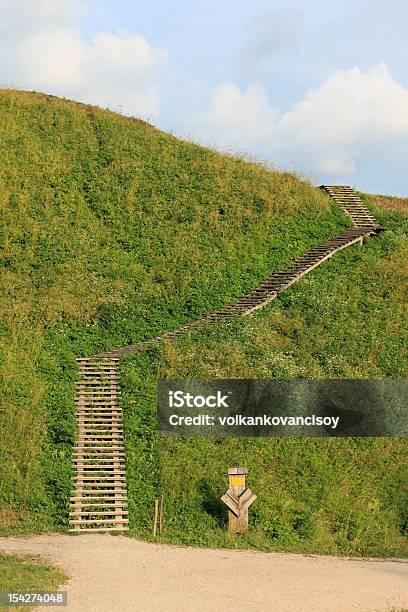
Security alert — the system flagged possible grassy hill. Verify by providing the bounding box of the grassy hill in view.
[0,90,406,556]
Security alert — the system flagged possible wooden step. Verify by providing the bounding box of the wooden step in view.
[77,418,122,422]
[75,394,118,398]
[73,465,125,469]
[75,463,125,467]
[73,450,125,454]
[78,378,119,381]
[74,486,126,497]
[79,430,123,434]
[78,422,123,426]
[73,480,127,485]
[70,504,128,509]
[70,504,127,510]
[73,447,125,451]
[76,402,121,406]
[73,472,125,476]
[77,424,123,428]
[74,478,127,484]
[75,472,126,477]
[76,357,119,361]
[75,459,126,473]
[70,496,128,501]
[73,455,125,459]
[77,384,119,389]
[76,397,122,412]
[73,455,125,460]
[76,436,123,441]
[70,509,128,515]
[69,517,128,525]
[73,489,126,492]
[73,450,125,455]
[76,390,119,394]
[69,526,128,533]
[77,430,123,435]
[73,485,127,490]
[75,474,126,479]
[75,413,122,417]
[75,403,121,407]
[74,440,124,445]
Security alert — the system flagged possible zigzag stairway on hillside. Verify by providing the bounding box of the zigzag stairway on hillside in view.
[69,186,383,533]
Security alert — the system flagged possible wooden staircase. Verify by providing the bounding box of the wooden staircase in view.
[321,185,381,229]
[69,185,383,533]
[69,357,128,533]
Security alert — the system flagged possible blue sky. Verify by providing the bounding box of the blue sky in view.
[1,0,407,195]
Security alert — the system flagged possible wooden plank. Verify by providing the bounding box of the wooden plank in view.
[72,458,125,463]
[76,469,126,473]
[75,478,126,483]
[69,518,128,525]
[69,527,128,533]
[73,488,127,494]
[220,492,239,516]
[73,451,125,455]
[70,496,127,501]
[73,448,125,452]
[77,431,123,435]
[73,449,125,453]
[77,419,122,422]
[77,435,124,439]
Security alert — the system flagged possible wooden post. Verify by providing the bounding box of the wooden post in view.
[153,499,159,536]
[221,466,256,534]
[159,495,164,535]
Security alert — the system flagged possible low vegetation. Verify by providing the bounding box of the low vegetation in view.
[0,90,406,558]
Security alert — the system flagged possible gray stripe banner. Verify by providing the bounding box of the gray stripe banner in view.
[157,380,408,437]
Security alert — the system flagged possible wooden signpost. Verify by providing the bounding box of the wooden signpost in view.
[221,467,256,534]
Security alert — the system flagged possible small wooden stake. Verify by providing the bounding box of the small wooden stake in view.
[159,495,164,535]
[153,499,159,536]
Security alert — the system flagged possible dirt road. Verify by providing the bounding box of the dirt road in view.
[0,535,406,611]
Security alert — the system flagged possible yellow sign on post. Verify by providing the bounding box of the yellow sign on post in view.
[230,475,245,487]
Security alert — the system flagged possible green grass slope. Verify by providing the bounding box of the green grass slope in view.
[120,197,408,557]
[0,89,348,533]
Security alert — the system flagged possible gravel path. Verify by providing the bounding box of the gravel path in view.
[0,534,407,611]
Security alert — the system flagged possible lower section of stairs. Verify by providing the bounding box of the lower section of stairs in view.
[69,357,129,533]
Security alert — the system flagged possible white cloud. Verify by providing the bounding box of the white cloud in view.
[203,82,279,149]
[192,64,408,177]
[0,0,167,119]
[277,64,408,174]
[19,30,85,90]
